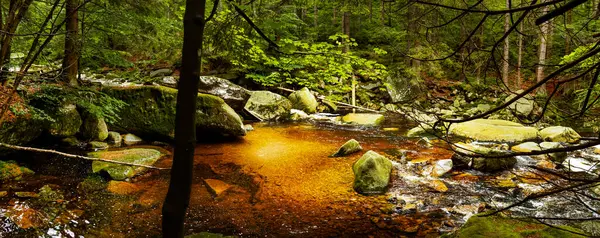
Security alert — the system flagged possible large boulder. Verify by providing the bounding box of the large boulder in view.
[198,76,251,112]
[244,91,292,121]
[540,126,581,143]
[48,104,82,137]
[81,112,109,141]
[353,150,392,194]
[385,74,422,103]
[288,87,318,114]
[342,113,385,126]
[449,119,539,143]
[0,114,45,155]
[505,90,535,117]
[102,86,246,140]
[89,148,163,180]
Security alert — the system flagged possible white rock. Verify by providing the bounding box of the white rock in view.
[563,158,596,173]
[432,159,453,177]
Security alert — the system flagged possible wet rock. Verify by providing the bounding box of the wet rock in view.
[449,119,539,143]
[15,192,39,198]
[426,179,448,192]
[452,143,516,172]
[540,126,581,143]
[290,109,309,121]
[0,191,6,197]
[320,100,338,112]
[77,175,107,193]
[288,87,318,114]
[431,159,452,177]
[107,131,122,146]
[562,158,597,173]
[123,133,143,146]
[511,142,541,153]
[89,141,109,150]
[331,139,363,157]
[37,185,64,203]
[203,179,232,197]
[416,137,432,148]
[539,142,567,162]
[243,124,254,132]
[341,113,385,126]
[505,91,535,117]
[385,74,422,103]
[0,160,34,182]
[89,148,163,180]
[103,86,246,140]
[107,181,140,195]
[48,104,82,137]
[149,68,172,77]
[0,113,45,155]
[353,151,392,194]
[81,113,109,141]
[198,76,251,112]
[161,76,177,86]
[450,213,588,237]
[61,137,81,147]
[244,91,292,121]
[406,124,433,137]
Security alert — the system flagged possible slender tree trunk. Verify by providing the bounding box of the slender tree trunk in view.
[565,10,572,54]
[332,6,336,25]
[162,0,206,237]
[0,0,33,86]
[380,0,384,25]
[62,0,80,86]
[517,21,523,89]
[536,1,550,94]
[342,11,350,53]
[313,1,317,27]
[502,0,510,88]
[476,15,484,84]
[368,0,372,20]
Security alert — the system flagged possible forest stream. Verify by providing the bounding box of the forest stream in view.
[1,119,598,237]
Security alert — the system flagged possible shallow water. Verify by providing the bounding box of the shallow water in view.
[0,122,598,237]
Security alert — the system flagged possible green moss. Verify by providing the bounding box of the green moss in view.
[0,160,34,182]
[288,87,318,114]
[448,213,588,238]
[449,119,540,143]
[0,114,45,155]
[89,148,162,180]
[48,104,82,137]
[331,139,363,157]
[342,113,385,126]
[353,150,392,194]
[78,175,108,193]
[244,91,292,121]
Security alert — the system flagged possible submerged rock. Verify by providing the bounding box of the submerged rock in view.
[511,142,541,153]
[48,104,82,137]
[288,87,318,114]
[331,139,363,157]
[449,119,539,143]
[107,181,140,195]
[539,142,567,162]
[81,113,109,141]
[448,213,587,237]
[0,160,34,182]
[89,141,109,150]
[540,126,581,143]
[198,76,251,112]
[353,151,392,194]
[244,91,292,121]
[342,113,385,126]
[203,179,232,197]
[89,148,163,180]
[123,133,143,146]
[103,86,246,140]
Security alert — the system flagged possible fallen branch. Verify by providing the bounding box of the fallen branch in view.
[0,142,169,170]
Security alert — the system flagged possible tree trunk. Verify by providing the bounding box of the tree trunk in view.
[565,9,572,54]
[332,6,336,25]
[368,0,372,20]
[380,0,384,25]
[62,0,80,87]
[313,1,317,27]
[342,11,350,53]
[502,0,510,88]
[0,0,33,86]
[536,1,550,94]
[517,21,523,89]
[161,0,206,237]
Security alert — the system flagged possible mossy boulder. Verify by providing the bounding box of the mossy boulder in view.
[89,148,162,180]
[89,141,109,150]
[244,91,292,121]
[0,160,34,182]
[123,133,143,146]
[81,112,109,141]
[331,139,363,157]
[102,86,245,140]
[447,213,587,238]
[449,119,539,143]
[0,114,45,155]
[505,91,535,117]
[342,113,385,126]
[452,143,516,172]
[106,132,122,147]
[511,142,541,153]
[288,87,318,114]
[540,126,581,143]
[48,104,82,137]
[353,150,392,194]
[199,76,251,112]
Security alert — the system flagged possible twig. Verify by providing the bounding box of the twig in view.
[0,142,169,170]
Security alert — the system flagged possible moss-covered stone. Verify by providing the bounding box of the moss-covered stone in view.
[342,113,385,126]
[123,133,142,146]
[77,175,107,193]
[48,104,82,137]
[353,150,392,194]
[288,87,318,114]
[107,132,122,146]
[61,137,81,147]
[81,113,109,141]
[539,142,567,163]
[449,119,539,143]
[505,91,535,117]
[447,213,587,238]
[0,160,34,182]
[103,86,245,140]
[511,142,541,153]
[453,143,516,172]
[0,115,45,155]
[244,91,292,121]
[89,148,162,180]
[331,139,363,157]
[540,126,581,143]
[89,141,109,150]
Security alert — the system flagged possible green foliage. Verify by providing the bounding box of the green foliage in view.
[25,85,127,123]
